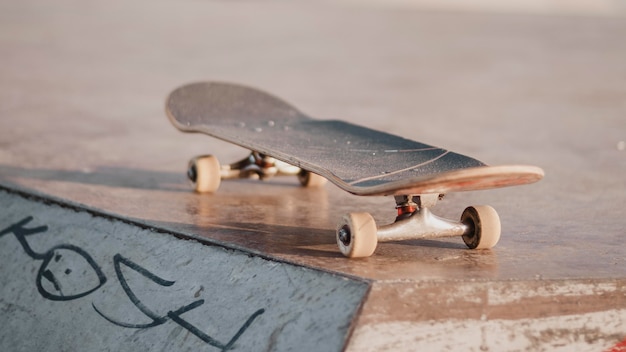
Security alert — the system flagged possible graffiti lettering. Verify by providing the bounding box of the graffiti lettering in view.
[0,216,265,351]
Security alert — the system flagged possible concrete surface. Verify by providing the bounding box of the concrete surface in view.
[1,0,626,350]
[0,189,368,351]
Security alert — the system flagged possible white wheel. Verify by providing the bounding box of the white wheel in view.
[336,212,378,258]
[188,155,221,193]
[461,205,501,249]
[297,170,328,187]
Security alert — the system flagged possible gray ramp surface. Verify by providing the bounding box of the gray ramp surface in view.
[0,189,368,352]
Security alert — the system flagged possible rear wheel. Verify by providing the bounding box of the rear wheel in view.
[188,155,221,193]
[298,170,328,187]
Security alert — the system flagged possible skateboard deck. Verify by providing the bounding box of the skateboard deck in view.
[166,82,543,196]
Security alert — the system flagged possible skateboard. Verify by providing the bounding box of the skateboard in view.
[166,82,544,258]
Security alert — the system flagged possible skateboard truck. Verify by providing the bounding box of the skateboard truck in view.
[336,194,501,258]
[187,153,327,193]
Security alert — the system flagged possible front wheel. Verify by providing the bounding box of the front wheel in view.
[336,212,378,258]
[461,205,501,249]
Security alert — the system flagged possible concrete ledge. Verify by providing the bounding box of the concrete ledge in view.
[2,187,625,351]
[0,189,369,352]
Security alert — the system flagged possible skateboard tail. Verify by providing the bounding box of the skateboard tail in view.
[165,81,307,130]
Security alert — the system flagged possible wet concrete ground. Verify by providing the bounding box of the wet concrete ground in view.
[1,0,625,350]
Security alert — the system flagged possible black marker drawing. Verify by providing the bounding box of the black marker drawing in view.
[1,216,266,350]
[93,254,266,351]
[0,216,107,300]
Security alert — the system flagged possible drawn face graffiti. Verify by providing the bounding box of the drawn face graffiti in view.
[1,216,265,349]
[36,245,107,301]
[0,217,108,301]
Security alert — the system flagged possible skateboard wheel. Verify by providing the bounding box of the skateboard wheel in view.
[188,155,221,193]
[297,170,328,188]
[336,212,378,258]
[461,205,501,249]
